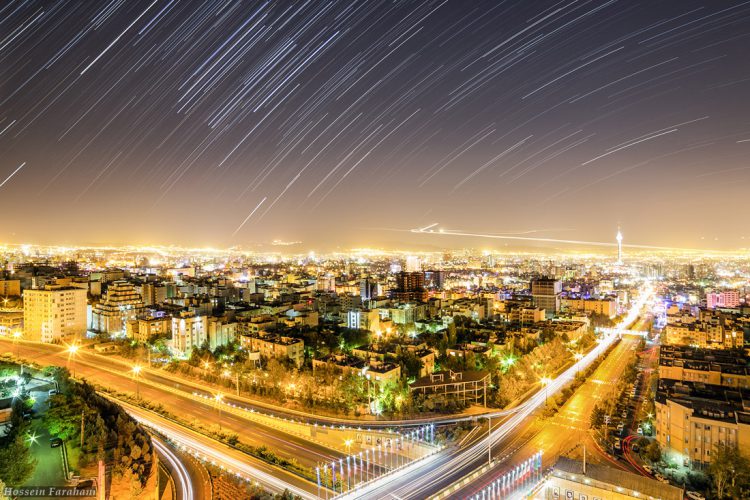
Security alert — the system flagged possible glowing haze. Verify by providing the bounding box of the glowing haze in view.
[1,1,749,251]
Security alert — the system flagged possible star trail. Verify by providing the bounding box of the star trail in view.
[1,0,749,249]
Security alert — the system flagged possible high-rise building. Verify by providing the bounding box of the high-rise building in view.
[391,271,427,302]
[706,290,740,309]
[139,282,167,306]
[90,281,145,335]
[171,312,207,357]
[531,277,561,318]
[424,270,445,290]
[360,278,377,301]
[23,284,87,343]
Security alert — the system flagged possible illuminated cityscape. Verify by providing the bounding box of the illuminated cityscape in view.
[1,2,749,500]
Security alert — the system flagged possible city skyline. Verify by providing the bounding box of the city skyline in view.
[2,1,750,250]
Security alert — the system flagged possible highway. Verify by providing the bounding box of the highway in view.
[343,284,651,499]
[1,339,343,470]
[0,336,512,431]
[113,397,324,499]
[452,335,642,498]
[153,435,211,500]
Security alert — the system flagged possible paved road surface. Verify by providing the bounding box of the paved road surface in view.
[2,339,342,470]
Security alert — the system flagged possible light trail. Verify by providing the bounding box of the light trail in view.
[0,162,26,189]
[153,436,194,500]
[232,197,267,236]
[344,284,652,499]
[80,0,160,75]
[410,225,720,252]
[118,400,319,499]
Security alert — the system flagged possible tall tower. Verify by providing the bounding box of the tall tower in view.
[616,227,623,265]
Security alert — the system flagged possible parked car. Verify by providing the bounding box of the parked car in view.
[48,389,58,396]
[654,473,669,484]
[642,465,653,475]
[50,437,63,448]
[686,491,705,500]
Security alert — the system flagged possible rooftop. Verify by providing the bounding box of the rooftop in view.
[656,379,749,422]
[552,456,683,500]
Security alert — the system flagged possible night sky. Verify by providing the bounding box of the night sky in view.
[2,1,749,251]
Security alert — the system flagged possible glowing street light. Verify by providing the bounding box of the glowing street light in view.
[540,376,551,406]
[67,343,80,377]
[215,392,225,429]
[501,354,516,371]
[26,432,38,445]
[132,364,142,399]
[573,352,584,377]
[12,330,21,358]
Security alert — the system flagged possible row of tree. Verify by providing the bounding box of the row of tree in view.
[43,368,154,492]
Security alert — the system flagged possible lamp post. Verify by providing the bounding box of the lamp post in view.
[223,369,240,395]
[67,343,79,378]
[361,367,371,414]
[540,377,551,407]
[344,439,353,490]
[215,392,224,430]
[132,364,142,399]
[573,352,584,377]
[13,330,21,358]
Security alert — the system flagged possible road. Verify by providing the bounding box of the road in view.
[344,284,651,499]
[453,335,641,498]
[115,398,324,499]
[1,336,509,429]
[153,435,211,500]
[1,339,343,470]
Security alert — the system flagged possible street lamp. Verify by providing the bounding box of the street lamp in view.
[67,343,80,377]
[13,330,21,358]
[360,367,372,414]
[132,364,142,399]
[501,354,516,371]
[540,377,551,406]
[573,352,584,377]
[215,392,224,430]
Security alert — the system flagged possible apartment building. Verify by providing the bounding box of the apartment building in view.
[659,345,749,389]
[240,332,304,367]
[23,284,87,343]
[654,379,750,468]
[90,280,144,335]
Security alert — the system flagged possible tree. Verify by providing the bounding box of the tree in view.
[0,436,36,485]
[708,443,750,499]
[644,440,661,463]
[395,349,423,381]
[43,395,83,440]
